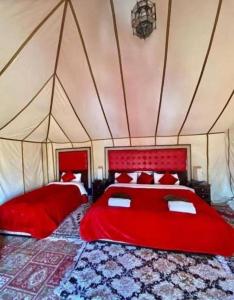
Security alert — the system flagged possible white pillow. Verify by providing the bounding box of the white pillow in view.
[168,201,196,214]
[114,172,138,184]
[153,172,163,184]
[61,172,65,180]
[72,173,82,182]
[61,172,82,183]
[154,172,180,185]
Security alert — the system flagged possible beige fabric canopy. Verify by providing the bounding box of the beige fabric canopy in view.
[0,0,233,204]
[0,0,233,143]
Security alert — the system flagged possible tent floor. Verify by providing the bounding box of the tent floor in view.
[0,203,233,299]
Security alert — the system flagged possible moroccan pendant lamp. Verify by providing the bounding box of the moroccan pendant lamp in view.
[131,0,156,39]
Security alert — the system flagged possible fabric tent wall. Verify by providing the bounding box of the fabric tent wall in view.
[0,133,233,204]
[209,133,232,202]
[42,133,234,203]
[0,139,44,204]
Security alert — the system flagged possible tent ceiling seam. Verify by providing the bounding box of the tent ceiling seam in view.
[154,0,172,144]
[21,141,26,193]
[44,139,91,144]
[23,114,49,141]
[206,134,209,183]
[47,131,227,144]
[208,89,234,133]
[227,129,234,195]
[69,0,114,145]
[110,0,131,146]
[0,74,53,131]
[46,0,68,142]
[46,77,56,142]
[45,142,49,183]
[177,0,223,137]
[90,140,95,178]
[55,74,92,141]
[0,131,225,145]
[0,0,65,77]
[51,142,56,179]
[47,131,225,143]
[51,113,72,144]
[0,137,47,144]
[177,135,180,145]
[41,144,45,186]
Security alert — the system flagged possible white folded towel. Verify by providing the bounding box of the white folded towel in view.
[108,197,131,207]
[168,201,196,214]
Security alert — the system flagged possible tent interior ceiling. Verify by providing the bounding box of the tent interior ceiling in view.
[0,0,233,144]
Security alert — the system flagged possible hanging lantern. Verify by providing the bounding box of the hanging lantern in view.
[131,0,156,39]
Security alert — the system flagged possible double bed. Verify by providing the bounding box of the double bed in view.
[81,147,234,256]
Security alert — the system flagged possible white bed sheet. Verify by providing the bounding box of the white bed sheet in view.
[48,181,87,195]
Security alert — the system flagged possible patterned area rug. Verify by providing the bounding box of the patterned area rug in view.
[56,242,234,300]
[0,203,89,299]
[0,202,233,300]
[56,203,234,300]
[51,202,90,240]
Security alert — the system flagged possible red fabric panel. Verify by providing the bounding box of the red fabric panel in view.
[59,150,88,172]
[0,184,87,239]
[108,148,187,172]
[80,186,234,256]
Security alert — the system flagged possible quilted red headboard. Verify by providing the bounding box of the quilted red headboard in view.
[108,148,187,172]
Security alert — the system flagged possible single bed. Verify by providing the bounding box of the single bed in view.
[80,147,234,256]
[0,181,87,239]
[0,148,90,239]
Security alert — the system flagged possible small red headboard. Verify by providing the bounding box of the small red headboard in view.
[58,150,88,171]
[107,148,187,172]
[57,148,91,188]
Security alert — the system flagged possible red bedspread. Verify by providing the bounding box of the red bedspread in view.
[80,185,234,256]
[0,184,87,239]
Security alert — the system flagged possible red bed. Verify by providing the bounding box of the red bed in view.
[0,182,87,239]
[80,184,234,256]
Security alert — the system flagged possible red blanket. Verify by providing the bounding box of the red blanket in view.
[80,186,234,256]
[0,184,87,239]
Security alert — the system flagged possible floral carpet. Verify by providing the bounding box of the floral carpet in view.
[0,203,233,300]
[55,204,234,300]
[0,203,89,299]
[56,242,234,300]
